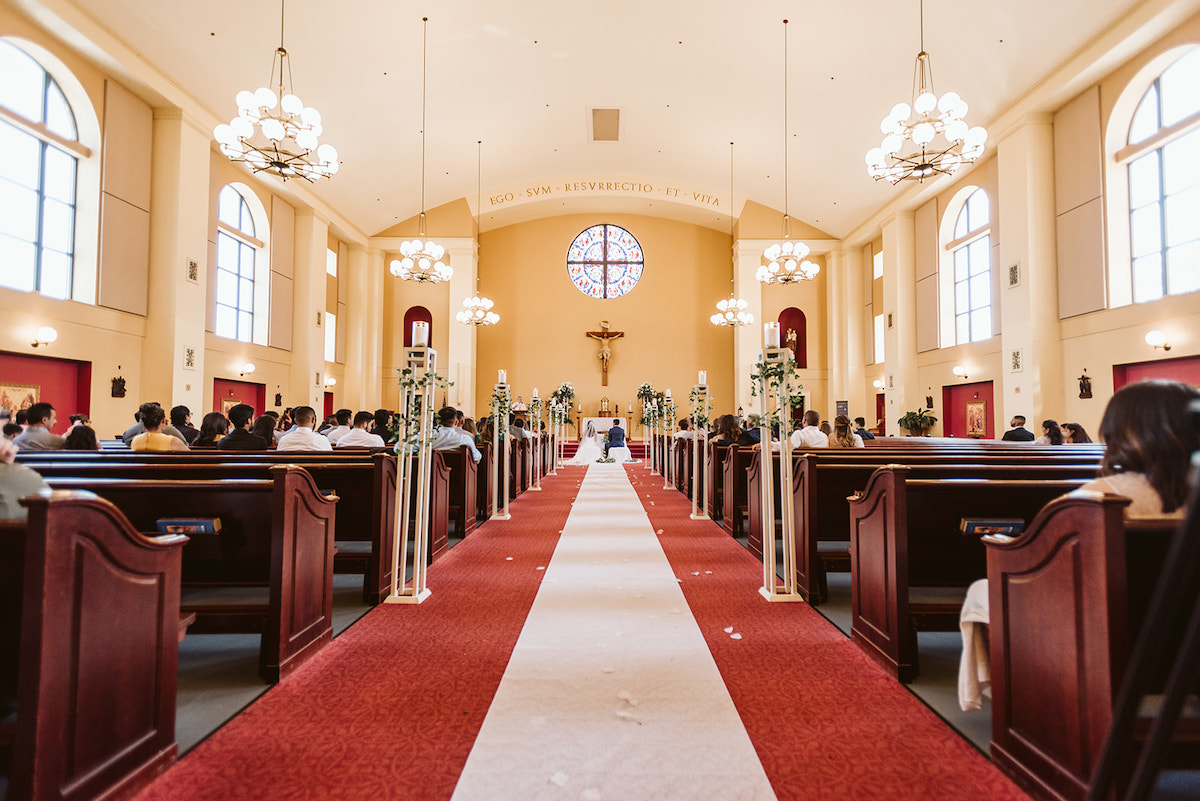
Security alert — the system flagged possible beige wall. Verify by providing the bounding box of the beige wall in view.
[469,214,736,433]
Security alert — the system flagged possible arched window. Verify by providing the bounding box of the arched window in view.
[1121,48,1200,303]
[214,184,269,344]
[566,224,643,299]
[0,39,85,300]
[944,187,992,345]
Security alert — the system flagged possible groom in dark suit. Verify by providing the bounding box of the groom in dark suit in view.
[604,418,625,457]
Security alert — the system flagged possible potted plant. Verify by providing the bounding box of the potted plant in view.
[897,409,938,436]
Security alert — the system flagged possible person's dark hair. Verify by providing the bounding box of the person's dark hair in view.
[613,418,620,426]
[26,402,53,426]
[1098,380,1200,513]
[803,409,820,428]
[374,409,391,431]
[679,418,691,430]
[514,418,526,429]
[335,408,352,426]
[716,414,741,442]
[250,414,277,446]
[4,423,24,438]
[70,413,90,425]
[292,406,317,427]
[227,403,255,430]
[139,402,166,430]
[477,416,494,443]
[195,412,229,447]
[63,424,99,451]
[830,415,857,447]
[1040,419,1064,445]
[262,410,280,421]
[820,420,833,436]
[1062,422,1092,443]
[1012,415,1027,425]
[462,417,476,435]
[14,410,28,426]
[455,409,464,423]
[438,406,458,426]
[353,411,375,428]
[854,416,866,428]
[170,405,191,427]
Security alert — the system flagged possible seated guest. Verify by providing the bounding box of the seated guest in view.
[790,410,828,449]
[250,412,278,448]
[63,424,100,451]
[122,402,187,445]
[14,410,28,430]
[316,414,337,435]
[712,414,756,447]
[370,409,392,440]
[1001,415,1035,442]
[218,404,268,450]
[3,423,22,439]
[462,417,477,437]
[171,405,200,444]
[509,417,533,440]
[277,406,332,452]
[820,420,833,437]
[337,411,386,448]
[959,380,1200,710]
[476,417,494,445]
[131,403,189,452]
[67,413,90,430]
[324,409,353,445]
[430,406,481,462]
[853,416,876,440]
[12,402,65,451]
[673,418,695,439]
[0,434,49,520]
[1062,422,1092,443]
[1034,419,1064,445]
[192,412,229,448]
[828,415,865,448]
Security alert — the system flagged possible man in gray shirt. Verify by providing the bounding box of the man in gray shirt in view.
[11,403,65,451]
[0,434,50,519]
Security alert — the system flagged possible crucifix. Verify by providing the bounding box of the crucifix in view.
[586,320,624,386]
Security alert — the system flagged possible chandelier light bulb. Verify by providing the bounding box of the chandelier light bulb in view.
[457,295,500,327]
[710,294,754,327]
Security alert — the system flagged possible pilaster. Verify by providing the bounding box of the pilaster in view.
[882,213,918,423]
[291,209,329,408]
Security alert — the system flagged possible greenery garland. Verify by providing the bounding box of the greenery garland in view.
[749,357,804,430]
[395,366,454,447]
[689,386,713,429]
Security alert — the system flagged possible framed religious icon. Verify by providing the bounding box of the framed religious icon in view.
[966,400,987,438]
[221,397,241,416]
[0,383,39,415]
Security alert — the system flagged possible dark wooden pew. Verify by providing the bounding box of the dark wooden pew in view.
[43,466,337,683]
[437,445,478,537]
[30,453,397,606]
[477,442,495,521]
[846,466,1088,681]
[790,454,1104,605]
[721,446,756,536]
[983,492,1184,801]
[705,441,731,520]
[675,438,692,496]
[1,491,187,801]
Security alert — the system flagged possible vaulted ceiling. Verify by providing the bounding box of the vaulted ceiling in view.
[19,0,1169,238]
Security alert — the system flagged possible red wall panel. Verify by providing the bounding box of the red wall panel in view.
[212,378,266,417]
[941,380,995,439]
[0,351,90,432]
[1113,355,1200,390]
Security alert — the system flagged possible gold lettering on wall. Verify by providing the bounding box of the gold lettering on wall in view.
[486,178,723,209]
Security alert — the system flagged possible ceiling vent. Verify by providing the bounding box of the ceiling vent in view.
[591,108,620,142]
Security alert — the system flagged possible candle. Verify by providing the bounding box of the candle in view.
[532,388,539,400]
[765,322,781,348]
[498,369,507,384]
[665,389,672,400]
[699,371,707,385]
[411,321,429,347]
[577,402,581,412]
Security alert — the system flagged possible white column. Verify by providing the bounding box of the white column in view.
[291,210,330,409]
[445,239,479,416]
[826,248,847,406]
[343,244,369,411]
[882,213,918,424]
[844,246,867,422]
[733,241,763,410]
[142,109,210,411]
[997,114,1063,423]
[366,249,385,408]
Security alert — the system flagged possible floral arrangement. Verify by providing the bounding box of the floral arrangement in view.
[636,382,655,404]
[488,384,512,420]
[550,381,575,408]
[750,357,803,430]
[689,386,713,429]
[395,366,453,448]
[529,396,542,431]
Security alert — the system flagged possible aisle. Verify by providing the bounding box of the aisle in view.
[452,463,775,800]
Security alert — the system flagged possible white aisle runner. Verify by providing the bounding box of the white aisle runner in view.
[451,463,777,801]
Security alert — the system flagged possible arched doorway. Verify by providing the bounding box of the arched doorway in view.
[778,308,807,368]
[403,306,433,347]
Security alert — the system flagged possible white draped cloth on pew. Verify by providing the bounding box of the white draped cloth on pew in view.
[606,446,636,463]
[958,578,991,711]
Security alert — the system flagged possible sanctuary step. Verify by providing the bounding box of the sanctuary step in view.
[560,440,648,459]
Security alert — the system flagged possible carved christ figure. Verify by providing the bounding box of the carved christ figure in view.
[587,321,625,387]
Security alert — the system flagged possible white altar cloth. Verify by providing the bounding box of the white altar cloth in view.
[579,416,627,440]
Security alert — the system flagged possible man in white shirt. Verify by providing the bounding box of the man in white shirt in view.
[277,406,333,451]
[790,409,829,449]
[324,409,353,445]
[337,411,386,447]
[430,406,481,462]
[672,419,695,439]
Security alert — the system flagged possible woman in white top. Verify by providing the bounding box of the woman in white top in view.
[568,421,604,464]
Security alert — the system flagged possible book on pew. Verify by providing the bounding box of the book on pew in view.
[156,517,222,534]
[959,517,1024,536]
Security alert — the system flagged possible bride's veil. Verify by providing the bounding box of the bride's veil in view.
[585,421,595,438]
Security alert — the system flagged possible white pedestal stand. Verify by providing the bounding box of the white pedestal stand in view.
[530,401,542,491]
[492,383,511,520]
[756,346,803,603]
[384,345,436,605]
[663,411,674,491]
[690,384,708,521]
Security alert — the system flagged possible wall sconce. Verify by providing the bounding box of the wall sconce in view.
[1145,330,1171,351]
[952,365,969,380]
[31,326,58,348]
[872,379,885,389]
[240,362,255,376]
[324,377,337,387]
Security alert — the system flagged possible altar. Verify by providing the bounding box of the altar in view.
[579,416,627,440]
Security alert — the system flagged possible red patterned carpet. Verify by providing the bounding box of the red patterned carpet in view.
[625,465,1030,801]
[135,469,585,801]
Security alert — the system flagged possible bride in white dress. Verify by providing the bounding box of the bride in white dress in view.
[568,422,605,464]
